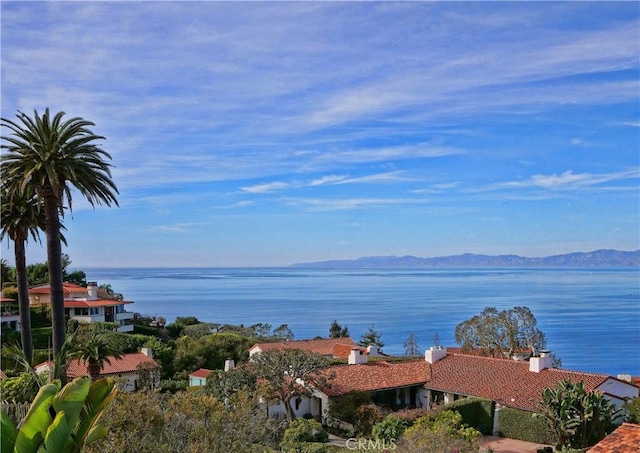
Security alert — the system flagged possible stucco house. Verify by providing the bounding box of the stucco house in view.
[189,368,213,387]
[28,281,134,333]
[0,295,20,332]
[35,348,160,392]
[281,347,638,425]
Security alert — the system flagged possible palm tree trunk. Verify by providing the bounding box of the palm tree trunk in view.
[44,195,65,359]
[14,237,33,364]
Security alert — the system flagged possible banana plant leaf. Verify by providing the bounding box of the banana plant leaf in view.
[14,382,60,453]
[1,410,18,453]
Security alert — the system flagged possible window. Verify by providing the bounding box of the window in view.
[90,307,100,316]
[76,308,89,316]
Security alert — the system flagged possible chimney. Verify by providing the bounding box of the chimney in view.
[224,359,235,371]
[425,346,447,364]
[348,348,368,365]
[529,350,553,373]
[87,282,98,300]
[141,347,153,358]
[367,344,379,356]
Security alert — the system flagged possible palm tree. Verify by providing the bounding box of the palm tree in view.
[0,185,45,364]
[73,332,123,380]
[1,108,119,359]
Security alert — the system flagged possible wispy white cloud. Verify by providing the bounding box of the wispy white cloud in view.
[282,197,426,212]
[241,181,291,194]
[150,223,208,233]
[492,168,640,191]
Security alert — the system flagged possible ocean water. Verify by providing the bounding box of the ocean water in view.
[82,267,640,377]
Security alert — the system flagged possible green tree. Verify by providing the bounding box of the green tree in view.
[205,367,258,401]
[625,397,640,424]
[84,389,280,453]
[454,306,547,358]
[72,333,124,380]
[329,320,349,338]
[1,185,46,364]
[1,258,15,286]
[172,333,252,380]
[359,324,384,348]
[273,323,295,341]
[251,348,331,423]
[403,332,421,357]
[534,379,618,450]
[1,109,119,359]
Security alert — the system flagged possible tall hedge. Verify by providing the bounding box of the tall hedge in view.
[498,406,554,444]
[442,397,495,435]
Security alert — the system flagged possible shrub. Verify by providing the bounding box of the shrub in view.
[280,418,329,452]
[498,406,554,444]
[399,409,480,453]
[372,414,408,441]
[328,390,372,425]
[353,403,385,436]
[442,397,495,434]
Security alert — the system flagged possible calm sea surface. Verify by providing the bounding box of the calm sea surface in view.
[81,267,640,376]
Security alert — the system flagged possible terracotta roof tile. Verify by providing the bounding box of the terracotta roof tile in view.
[64,352,159,378]
[588,423,640,452]
[320,352,618,413]
[428,353,610,412]
[251,338,358,356]
[190,368,213,379]
[321,360,431,396]
[29,282,88,295]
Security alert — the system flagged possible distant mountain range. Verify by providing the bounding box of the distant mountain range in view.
[291,249,640,268]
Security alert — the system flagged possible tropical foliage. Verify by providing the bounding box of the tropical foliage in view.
[534,379,618,450]
[1,109,118,358]
[0,377,117,453]
[72,332,124,380]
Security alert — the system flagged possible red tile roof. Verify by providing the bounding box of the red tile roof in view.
[189,368,213,379]
[320,352,620,413]
[333,343,367,359]
[251,338,358,357]
[321,360,432,397]
[588,423,640,453]
[427,353,610,412]
[60,299,133,308]
[29,282,88,295]
[63,352,159,378]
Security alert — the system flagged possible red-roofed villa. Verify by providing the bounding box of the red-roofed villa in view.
[28,281,134,332]
[258,345,638,432]
[35,348,160,392]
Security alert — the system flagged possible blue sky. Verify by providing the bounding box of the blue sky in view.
[1,1,639,267]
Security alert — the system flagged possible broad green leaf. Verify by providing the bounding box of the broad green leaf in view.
[1,410,18,453]
[15,382,60,453]
[44,410,73,453]
[52,377,90,433]
[84,423,109,445]
[74,378,117,448]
